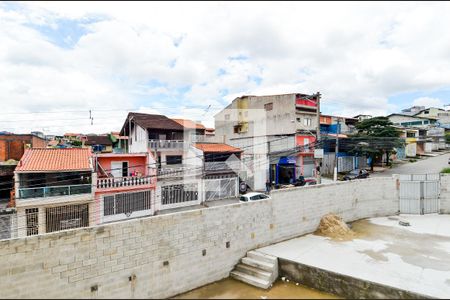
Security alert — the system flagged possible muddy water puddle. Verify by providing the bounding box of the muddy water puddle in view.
[173,277,339,299]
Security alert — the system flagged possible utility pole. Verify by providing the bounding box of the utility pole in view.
[333,118,341,181]
[315,92,322,184]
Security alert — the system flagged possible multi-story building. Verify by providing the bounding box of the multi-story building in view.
[85,134,114,153]
[93,151,157,224]
[387,114,436,128]
[14,148,95,237]
[0,133,47,200]
[214,93,320,189]
[120,113,205,210]
[413,107,450,128]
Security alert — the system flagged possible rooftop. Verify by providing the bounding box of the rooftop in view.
[85,135,113,146]
[194,143,242,153]
[15,148,92,172]
[172,118,206,130]
[121,112,184,134]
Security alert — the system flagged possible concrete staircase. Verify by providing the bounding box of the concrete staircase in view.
[230,250,278,289]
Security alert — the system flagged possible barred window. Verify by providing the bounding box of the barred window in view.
[26,208,39,236]
[104,190,151,216]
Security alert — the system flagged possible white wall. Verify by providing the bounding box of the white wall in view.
[0,177,402,299]
[129,125,148,153]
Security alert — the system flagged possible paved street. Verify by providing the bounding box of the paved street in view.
[371,152,450,177]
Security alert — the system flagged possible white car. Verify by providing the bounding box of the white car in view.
[239,192,271,202]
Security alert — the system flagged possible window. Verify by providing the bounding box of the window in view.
[406,132,416,138]
[303,118,312,126]
[166,155,182,165]
[26,208,39,236]
[264,103,273,111]
[46,204,89,233]
[296,118,301,122]
[104,190,151,216]
[225,114,230,120]
[244,111,248,117]
[234,125,241,134]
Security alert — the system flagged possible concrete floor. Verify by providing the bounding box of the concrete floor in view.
[257,215,450,298]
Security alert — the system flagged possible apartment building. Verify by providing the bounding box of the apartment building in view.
[214,93,320,190]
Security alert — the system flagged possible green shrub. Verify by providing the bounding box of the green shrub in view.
[441,168,450,174]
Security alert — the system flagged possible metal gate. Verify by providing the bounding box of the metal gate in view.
[399,174,440,214]
[205,177,238,201]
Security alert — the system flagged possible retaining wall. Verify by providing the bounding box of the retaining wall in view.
[0,177,400,298]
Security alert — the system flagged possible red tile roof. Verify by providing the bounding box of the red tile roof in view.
[194,143,242,153]
[172,118,206,130]
[15,148,92,172]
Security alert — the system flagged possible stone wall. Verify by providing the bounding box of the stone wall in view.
[0,177,400,299]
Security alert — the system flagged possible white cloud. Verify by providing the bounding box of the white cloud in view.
[412,97,444,108]
[2,2,450,134]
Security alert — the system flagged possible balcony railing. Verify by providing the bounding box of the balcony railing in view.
[149,140,184,150]
[97,176,154,189]
[18,184,92,200]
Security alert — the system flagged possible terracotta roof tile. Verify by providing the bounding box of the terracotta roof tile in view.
[15,148,92,172]
[194,143,242,153]
[172,118,206,130]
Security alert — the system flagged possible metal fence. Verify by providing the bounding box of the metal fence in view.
[161,183,199,206]
[205,177,238,201]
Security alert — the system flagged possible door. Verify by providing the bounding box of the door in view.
[111,162,123,178]
[399,174,440,214]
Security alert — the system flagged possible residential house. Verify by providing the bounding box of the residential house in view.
[194,143,242,201]
[14,148,95,237]
[85,134,114,153]
[214,93,320,189]
[353,114,372,122]
[387,113,436,128]
[93,151,157,224]
[413,107,450,128]
[120,113,204,210]
[401,106,425,116]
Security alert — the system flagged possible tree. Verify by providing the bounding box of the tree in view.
[446,131,450,144]
[349,117,404,171]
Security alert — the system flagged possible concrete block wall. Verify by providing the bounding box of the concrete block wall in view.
[0,177,400,299]
[440,174,450,213]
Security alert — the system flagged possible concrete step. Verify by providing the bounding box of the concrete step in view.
[235,263,272,280]
[247,250,278,264]
[241,257,275,272]
[230,270,271,290]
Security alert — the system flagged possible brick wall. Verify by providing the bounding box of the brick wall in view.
[0,177,401,298]
[0,135,46,162]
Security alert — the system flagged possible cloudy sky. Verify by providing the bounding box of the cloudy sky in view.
[1,1,450,135]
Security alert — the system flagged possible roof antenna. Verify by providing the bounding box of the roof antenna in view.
[202,104,211,116]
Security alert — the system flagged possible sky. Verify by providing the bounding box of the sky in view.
[1,1,450,135]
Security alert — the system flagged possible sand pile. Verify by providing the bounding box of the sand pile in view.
[315,213,355,240]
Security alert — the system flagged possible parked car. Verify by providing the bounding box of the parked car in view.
[343,169,369,181]
[294,178,317,186]
[448,157,450,164]
[239,192,271,202]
